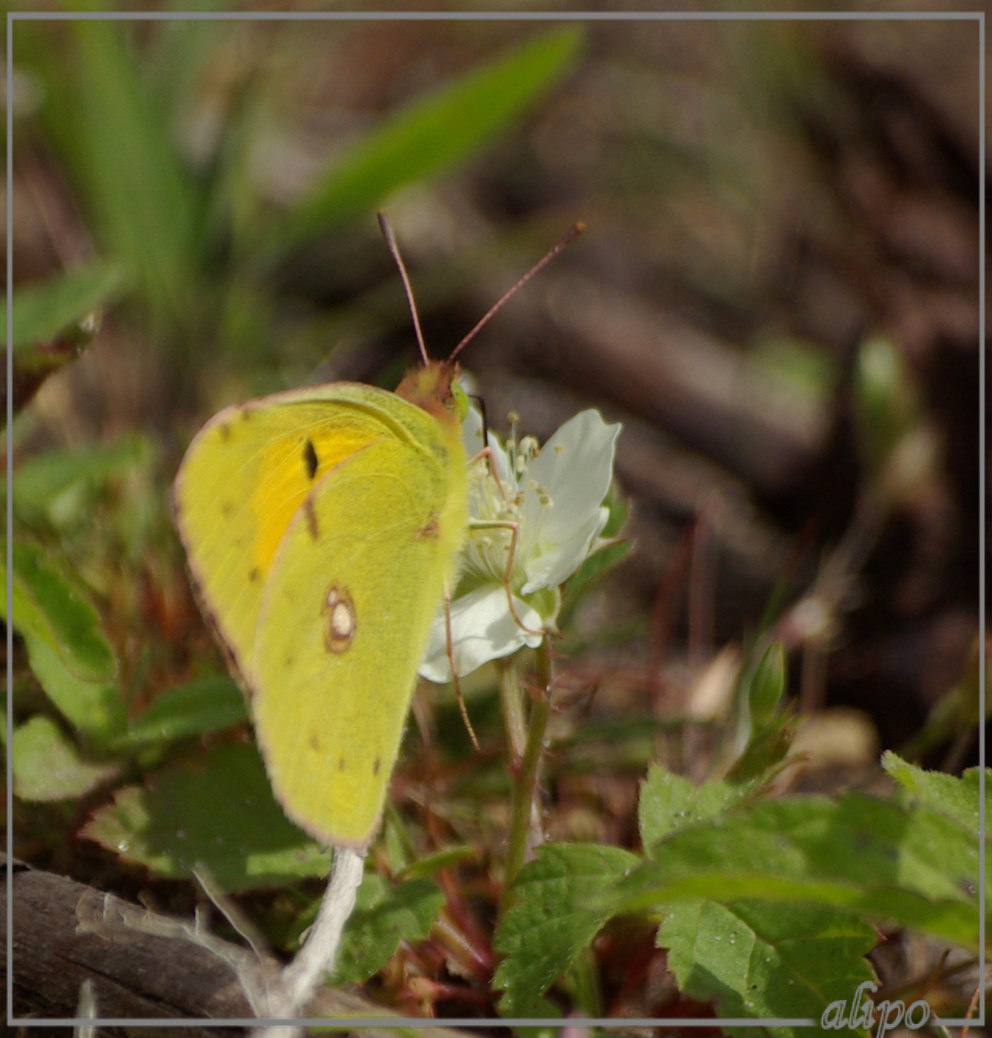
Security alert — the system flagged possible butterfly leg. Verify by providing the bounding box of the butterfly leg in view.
[444,585,480,750]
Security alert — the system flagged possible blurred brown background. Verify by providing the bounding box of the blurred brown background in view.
[10,12,985,766]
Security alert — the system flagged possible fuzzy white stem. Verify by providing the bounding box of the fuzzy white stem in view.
[253,846,365,1036]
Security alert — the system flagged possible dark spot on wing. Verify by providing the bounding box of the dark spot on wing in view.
[305,497,319,541]
[303,438,319,481]
[416,511,441,540]
[373,757,381,776]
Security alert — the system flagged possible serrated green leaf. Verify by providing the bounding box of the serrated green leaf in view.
[334,875,445,984]
[79,742,330,892]
[272,27,583,255]
[12,715,121,802]
[493,842,638,1016]
[614,794,981,951]
[4,540,117,684]
[117,676,247,750]
[638,763,756,849]
[661,899,875,1033]
[881,751,983,834]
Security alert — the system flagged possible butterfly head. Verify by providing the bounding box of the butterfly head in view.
[397,360,468,424]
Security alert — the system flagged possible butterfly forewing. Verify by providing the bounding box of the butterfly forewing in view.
[174,382,468,847]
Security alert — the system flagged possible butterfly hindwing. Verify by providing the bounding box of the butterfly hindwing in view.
[253,435,461,846]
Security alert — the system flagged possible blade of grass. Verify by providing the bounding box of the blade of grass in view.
[63,21,200,330]
[264,26,584,263]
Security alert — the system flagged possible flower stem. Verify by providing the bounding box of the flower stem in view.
[498,655,528,763]
[499,638,553,907]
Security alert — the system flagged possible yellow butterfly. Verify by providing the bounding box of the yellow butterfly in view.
[174,215,580,849]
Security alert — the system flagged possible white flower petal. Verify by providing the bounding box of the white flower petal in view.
[463,405,514,486]
[529,410,619,517]
[418,585,543,683]
[522,505,610,594]
[520,410,620,557]
[461,405,488,457]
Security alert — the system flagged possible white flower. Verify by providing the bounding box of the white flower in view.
[418,406,622,682]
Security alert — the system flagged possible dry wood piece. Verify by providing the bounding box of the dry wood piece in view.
[3,855,472,1038]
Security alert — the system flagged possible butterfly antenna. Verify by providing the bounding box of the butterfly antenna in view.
[448,221,585,363]
[378,211,430,365]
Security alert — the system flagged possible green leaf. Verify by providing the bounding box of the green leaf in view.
[3,541,117,684]
[3,261,124,350]
[334,874,445,984]
[613,794,981,951]
[79,743,331,892]
[117,676,247,750]
[397,844,478,881]
[493,842,638,1016]
[12,715,121,802]
[2,262,123,418]
[638,764,757,849]
[273,27,583,255]
[23,636,126,748]
[11,438,153,530]
[882,751,983,833]
[661,899,876,1034]
[727,713,796,784]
